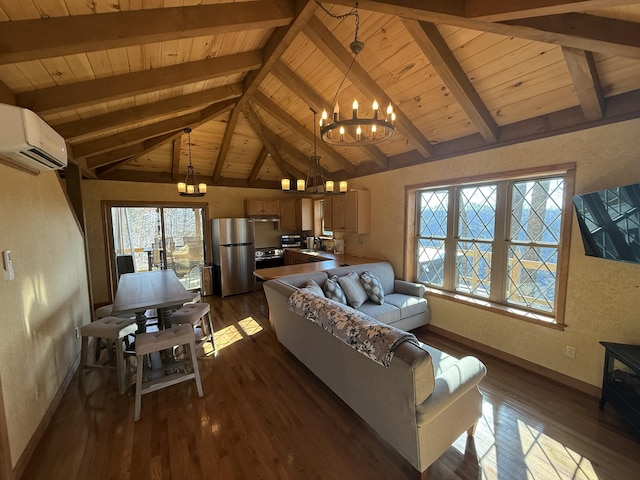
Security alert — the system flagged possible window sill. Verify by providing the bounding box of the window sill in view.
[424,287,566,331]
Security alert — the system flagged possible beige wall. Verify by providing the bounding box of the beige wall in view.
[82,182,286,304]
[0,164,91,467]
[345,118,640,388]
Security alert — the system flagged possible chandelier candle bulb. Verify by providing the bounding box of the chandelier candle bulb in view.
[334,103,339,121]
[178,182,186,193]
[339,126,345,141]
[187,184,195,194]
[372,100,379,119]
[356,125,362,141]
[339,181,348,193]
[198,183,207,194]
[326,180,334,192]
[352,99,358,119]
[281,179,290,191]
[372,124,377,138]
[297,179,306,191]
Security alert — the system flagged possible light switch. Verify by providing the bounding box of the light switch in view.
[3,250,14,281]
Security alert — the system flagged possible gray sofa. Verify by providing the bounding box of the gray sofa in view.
[273,261,430,331]
[263,262,487,477]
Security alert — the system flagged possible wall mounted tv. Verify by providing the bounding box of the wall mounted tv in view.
[573,182,640,264]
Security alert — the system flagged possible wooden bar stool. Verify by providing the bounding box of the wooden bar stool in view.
[134,324,204,421]
[169,302,216,355]
[79,316,137,394]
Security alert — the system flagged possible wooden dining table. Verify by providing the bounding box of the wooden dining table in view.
[111,269,195,333]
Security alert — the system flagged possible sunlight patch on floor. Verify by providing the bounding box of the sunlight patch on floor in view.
[516,419,598,479]
[213,316,263,351]
[451,400,599,480]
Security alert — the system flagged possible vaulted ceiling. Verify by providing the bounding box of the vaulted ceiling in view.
[1,0,639,190]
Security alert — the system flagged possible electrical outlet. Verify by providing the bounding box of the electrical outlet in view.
[75,326,80,339]
[566,345,576,359]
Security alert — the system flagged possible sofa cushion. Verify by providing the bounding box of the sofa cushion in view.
[337,271,368,308]
[385,294,428,319]
[360,271,385,304]
[323,275,347,305]
[358,301,401,325]
[303,279,325,297]
[327,262,396,295]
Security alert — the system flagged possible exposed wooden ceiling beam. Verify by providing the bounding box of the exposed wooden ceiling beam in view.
[56,84,243,140]
[212,0,319,178]
[96,168,280,189]
[95,132,181,175]
[402,19,499,144]
[76,99,236,159]
[252,91,356,175]
[306,15,434,158]
[561,47,604,121]
[18,51,262,114]
[270,60,389,168]
[212,108,242,183]
[86,100,235,169]
[329,1,640,59]
[0,1,293,64]
[354,87,640,179]
[88,132,179,170]
[465,0,640,21]
[244,105,307,180]
[247,146,270,186]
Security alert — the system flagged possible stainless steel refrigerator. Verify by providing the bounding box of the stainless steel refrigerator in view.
[211,218,255,297]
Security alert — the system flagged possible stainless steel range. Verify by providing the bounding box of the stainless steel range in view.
[255,247,285,269]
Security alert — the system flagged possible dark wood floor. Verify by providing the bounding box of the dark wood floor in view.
[22,290,640,480]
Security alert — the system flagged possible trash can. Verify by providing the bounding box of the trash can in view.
[201,266,213,296]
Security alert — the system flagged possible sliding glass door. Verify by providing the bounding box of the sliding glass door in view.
[107,203,207,295]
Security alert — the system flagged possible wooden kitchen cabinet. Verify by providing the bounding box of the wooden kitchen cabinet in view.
[325,190,370,234]
[279,198,312,231]
[284,249,311,265]
[245,198,279,216]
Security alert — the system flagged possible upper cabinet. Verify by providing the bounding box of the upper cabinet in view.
[279,198,313,231]
[245,199,279,217]
[326,190,370,234]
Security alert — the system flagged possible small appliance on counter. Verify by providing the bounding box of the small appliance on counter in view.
[281,234,302,248]
[306,237,315,249]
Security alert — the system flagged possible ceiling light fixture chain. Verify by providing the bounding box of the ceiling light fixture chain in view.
[317,2,396,146]
[177,127,207,197]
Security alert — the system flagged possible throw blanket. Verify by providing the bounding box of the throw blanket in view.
[288,288,418,367]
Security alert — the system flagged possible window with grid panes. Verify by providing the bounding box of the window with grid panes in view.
[415,172,569,322]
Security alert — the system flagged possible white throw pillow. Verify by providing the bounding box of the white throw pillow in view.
[337,271,368,309]
[303,279,325,297]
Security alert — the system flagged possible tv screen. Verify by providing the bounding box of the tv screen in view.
[573,182,640,264]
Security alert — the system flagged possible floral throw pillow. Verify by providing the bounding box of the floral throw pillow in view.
[360,271,385,305]
[323,275,347,305]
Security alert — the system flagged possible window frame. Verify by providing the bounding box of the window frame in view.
[404,164,575,329]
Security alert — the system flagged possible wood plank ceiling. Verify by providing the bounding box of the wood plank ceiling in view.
[1,0,639,189]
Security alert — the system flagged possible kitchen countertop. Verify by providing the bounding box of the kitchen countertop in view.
[253,250,385,281]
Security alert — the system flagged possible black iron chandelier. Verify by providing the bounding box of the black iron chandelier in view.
[318,2,396,146]
[281,108,348,194]
[177,127,207,197]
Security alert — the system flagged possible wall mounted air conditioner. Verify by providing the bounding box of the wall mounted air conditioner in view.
[0,103,67,172]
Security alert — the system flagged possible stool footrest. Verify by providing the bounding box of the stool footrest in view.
[140,371,196,396]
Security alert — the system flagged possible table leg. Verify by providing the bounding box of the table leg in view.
[134,311,148,334]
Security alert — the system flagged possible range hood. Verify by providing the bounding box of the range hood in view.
[249,215,280,222]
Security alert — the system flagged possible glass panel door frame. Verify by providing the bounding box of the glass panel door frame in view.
[102,200,209,302]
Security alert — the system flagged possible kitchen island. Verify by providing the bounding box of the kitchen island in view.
[253,250,385,281]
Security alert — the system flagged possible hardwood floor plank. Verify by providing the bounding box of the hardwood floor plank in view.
[19,291,640,480]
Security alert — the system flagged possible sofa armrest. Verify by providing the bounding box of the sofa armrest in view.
[415,356,486,423]
[394,279,426,297]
